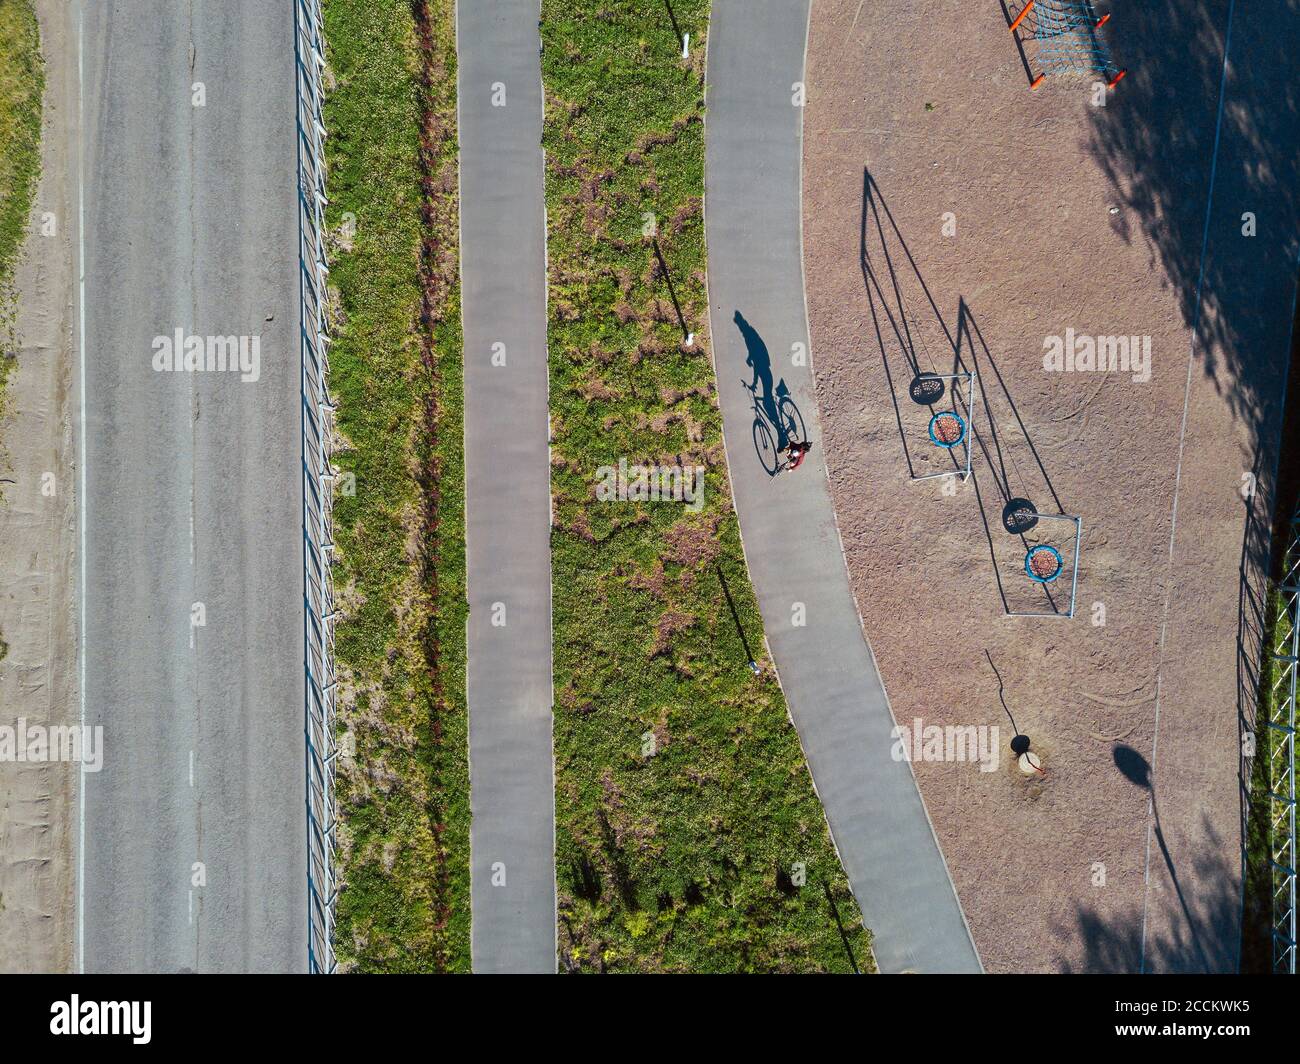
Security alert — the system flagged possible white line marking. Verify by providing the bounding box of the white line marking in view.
[1139,0,1236,975]
[76,0,87,977]
[850,0,866,37]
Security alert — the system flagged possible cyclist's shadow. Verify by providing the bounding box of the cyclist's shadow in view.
[734,310,805,477]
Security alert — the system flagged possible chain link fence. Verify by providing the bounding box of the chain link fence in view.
[1268,513,1299,973]
[294,0,338,975]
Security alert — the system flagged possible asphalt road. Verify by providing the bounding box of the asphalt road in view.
[78,0,305,972]
[705,0,982,973]
[457,0,557,973]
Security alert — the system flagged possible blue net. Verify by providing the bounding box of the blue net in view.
[1010,1,1123,84]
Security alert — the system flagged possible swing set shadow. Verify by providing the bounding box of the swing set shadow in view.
[859,168,1079,617]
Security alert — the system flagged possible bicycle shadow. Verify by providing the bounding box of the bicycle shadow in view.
[733,310,807,477]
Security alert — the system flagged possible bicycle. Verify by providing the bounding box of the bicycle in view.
[743,379,807,475]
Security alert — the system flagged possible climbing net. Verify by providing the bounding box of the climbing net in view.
[1007,1,1126,89]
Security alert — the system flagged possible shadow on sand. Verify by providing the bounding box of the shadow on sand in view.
[859,169,1068,617]
[1084,0,1300,970]
[1057,747,1239,973]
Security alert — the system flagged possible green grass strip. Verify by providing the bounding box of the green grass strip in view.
[0,0,43,397]
[542,0,872,973]
[322,0,469,972]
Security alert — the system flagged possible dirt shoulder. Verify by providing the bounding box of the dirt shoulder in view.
[0,0,77,974]
[802,0,1298,972]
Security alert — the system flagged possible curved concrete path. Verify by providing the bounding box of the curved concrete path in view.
[456,0,556,973]
[704,0,981,973]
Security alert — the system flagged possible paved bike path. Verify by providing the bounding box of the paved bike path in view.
[705,0,981,973]
[456,0,557,973]
[81,0,305,972]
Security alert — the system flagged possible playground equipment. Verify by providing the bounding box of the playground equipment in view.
[908,371,977,484]
[1025,544,1064,583]
[1007,511,1082,619]
[929,411,967,449]
[1006,1,1126,90]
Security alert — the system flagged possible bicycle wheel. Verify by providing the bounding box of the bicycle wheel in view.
[778,396,806,446]
[753,418,779,475]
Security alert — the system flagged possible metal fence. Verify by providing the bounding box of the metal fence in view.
[294,0,338,975]
[1269,514,1299,973]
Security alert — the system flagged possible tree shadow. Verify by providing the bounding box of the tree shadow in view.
[1058,802,1240,973]
[1084,0,1300,458]
[1081,0,1300,972]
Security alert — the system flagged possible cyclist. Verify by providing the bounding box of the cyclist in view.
[782,439,813,473]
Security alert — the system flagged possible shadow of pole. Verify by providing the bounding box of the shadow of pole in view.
[661,0,685,51]
[651,236,691,344]
[1112,744,1213,972]
[716,562,761,674]
[822,880,862,974]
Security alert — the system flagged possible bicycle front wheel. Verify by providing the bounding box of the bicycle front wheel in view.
[753,418,779,476]
[779,396,806,446]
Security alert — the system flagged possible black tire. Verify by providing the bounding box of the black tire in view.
[753,418,779,475]
[778,396,806,446]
